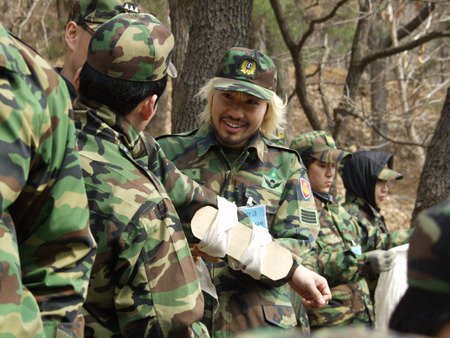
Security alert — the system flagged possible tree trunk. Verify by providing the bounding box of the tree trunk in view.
[412,87,450,222]
[170,0,253,133]
[368,14,389,150]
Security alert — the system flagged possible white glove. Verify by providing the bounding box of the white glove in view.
[368,249,394,273]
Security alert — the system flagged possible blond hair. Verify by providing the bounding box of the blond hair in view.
[196,79,287,139]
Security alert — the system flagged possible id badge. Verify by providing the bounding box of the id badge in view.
[350,245,362,255]
[238,204,268,229]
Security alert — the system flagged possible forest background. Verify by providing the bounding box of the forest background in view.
[2,0,449,229]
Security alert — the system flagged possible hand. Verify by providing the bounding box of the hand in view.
[288,265,332,309]
[368,249,394,273]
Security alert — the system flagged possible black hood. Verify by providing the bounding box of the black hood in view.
[342,151,395,210]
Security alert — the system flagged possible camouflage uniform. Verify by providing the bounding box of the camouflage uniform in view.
[342,151,412,296]
[0,24,95,337]
[157,48,319,337]
[389,197,450,336]
[291,132,375,329]
[75,13,207,337]
[56,0,140,101]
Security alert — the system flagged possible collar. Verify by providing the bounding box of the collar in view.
[194,123,266,162]
[75,95,142,152]
[346,193,380,217]
[313,190,334,205]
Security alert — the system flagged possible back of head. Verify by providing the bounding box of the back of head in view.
[290,131,351,168]
[78,12,176,114]
[389,198,450,336]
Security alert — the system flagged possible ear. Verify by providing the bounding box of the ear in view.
[65,21,79,51]
[141,94,158,122]
[73,67,82,92]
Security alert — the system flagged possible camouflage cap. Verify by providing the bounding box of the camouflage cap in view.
[213,47,277,100]
[87,12,177,82]
[407,198,450,294]
[290,131,351,164]
[69,0,140,32]
[378,167,403,181]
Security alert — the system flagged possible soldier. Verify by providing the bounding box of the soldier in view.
[291,131,402,329]
[0,24,95,337]
[157,47,321,336]
[73,15,329,337]
[342,151,412,297]
[389,197,450,337]
[57,0,140,101]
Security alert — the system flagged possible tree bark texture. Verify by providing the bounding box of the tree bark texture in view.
[412,87,450,223]
[170,0,253,133]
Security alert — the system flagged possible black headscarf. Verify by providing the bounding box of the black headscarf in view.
[342,151,395,210]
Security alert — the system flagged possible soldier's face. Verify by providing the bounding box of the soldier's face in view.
[375,180,389,207]
[210,90,267,149]
[307,159,336,193]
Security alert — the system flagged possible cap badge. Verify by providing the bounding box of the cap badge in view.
[122,2,139,13]
[240,59,256,76]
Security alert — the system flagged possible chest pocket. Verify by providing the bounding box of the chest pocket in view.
[244,186,281,229]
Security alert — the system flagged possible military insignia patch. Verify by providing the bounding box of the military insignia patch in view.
[240,59,257,76]
[262,169,283,192]
[300,178,312,200]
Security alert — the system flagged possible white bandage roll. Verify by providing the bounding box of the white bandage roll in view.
[235,225,272,279]
[196,196,238,258]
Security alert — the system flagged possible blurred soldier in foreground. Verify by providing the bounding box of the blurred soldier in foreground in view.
[390,197,450,337]
[158,47,322,337]
[0,23,95,337]
[57,0,139,101]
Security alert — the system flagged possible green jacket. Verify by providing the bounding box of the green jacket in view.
[0,25,95,337]
[158,124,319,337]
[306,193,374,329]
[342,193,411,297]
[74,97,208,337]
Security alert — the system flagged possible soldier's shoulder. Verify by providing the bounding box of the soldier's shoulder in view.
[265,139,299,156]
[156,129,198,143]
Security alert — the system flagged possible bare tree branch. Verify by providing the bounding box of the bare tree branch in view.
[18,0,40,38]
[382,2,436,47]
[319,34,332,126]
[360,29,450,72]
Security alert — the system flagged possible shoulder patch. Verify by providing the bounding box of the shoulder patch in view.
[300,177,312,200]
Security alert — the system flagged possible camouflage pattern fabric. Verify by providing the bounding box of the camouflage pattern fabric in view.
[378,168,402,181]
[0,24,96,337]
[290,131,351,164]
[87,12,177,82]
[407,197,450,294]
[304,195,375,329]
[213,47,277,100]
[74,97,208,337]
[69,0,140,31]
[157,124,320,337]
[343,194,412,297]
[234,326,429,338]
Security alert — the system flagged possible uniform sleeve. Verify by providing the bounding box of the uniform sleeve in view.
[114,205,206,337]
[270,154,319,265]
[0,47,95,337]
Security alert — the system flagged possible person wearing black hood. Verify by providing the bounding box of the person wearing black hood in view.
[342,151,412,298]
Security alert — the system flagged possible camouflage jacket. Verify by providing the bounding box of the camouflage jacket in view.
[306,193,375,329]
[0,26,95,337]
[343,194,411,250]
[157,124,319,337]
[343,194,411,298]
[74,97,208,338]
